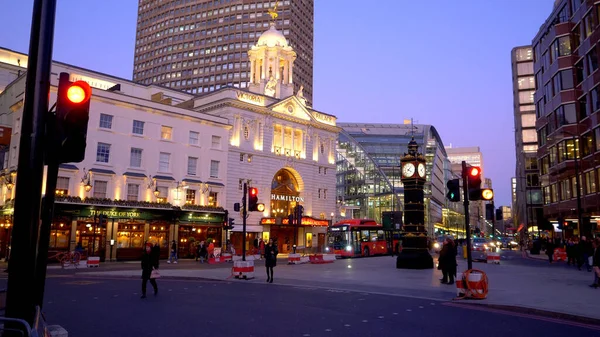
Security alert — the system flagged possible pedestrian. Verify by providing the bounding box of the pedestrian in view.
[439,237,457,285]
[265,238,278,283]
[259,238,265,259]
[546,239,554,264]
[578,236,593,271]
[167,240,178,264]
[197,241,207,263]
[141,243,158,298]
[590,238,600,288]
[566,239,576,266]
[208,240,215,258]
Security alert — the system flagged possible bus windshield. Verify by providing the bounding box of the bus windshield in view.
[328,231,349,249]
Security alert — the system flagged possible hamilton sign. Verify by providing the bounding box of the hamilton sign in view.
[271,194,304,202]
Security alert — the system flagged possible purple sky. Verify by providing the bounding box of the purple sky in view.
[0,0,556,206]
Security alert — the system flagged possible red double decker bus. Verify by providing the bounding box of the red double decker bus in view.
[325,219,403,258]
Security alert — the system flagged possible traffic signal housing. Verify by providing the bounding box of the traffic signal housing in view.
[480,188,494,201]
[54,72,92,164]
[248,187,264,212]
[465,166,483,201]
[446,179,460,202]
[225,218,235,230]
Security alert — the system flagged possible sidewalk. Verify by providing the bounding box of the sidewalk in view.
[78,254,600,320]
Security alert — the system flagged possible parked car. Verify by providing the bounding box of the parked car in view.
[471,238,488,261]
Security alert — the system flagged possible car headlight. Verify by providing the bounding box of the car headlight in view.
[345,245,352,252]
[325,247,330,252]
[489,242,495,247]
[434,243,440,249]
[510,241,518,245]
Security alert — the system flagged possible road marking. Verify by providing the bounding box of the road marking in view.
[378,316,384,319]
[344,324,351,327]
[393,313,398,315]
[63,280,101,285]
[324,329,332,332]
[302,334,310,336]
[406,309,412,312]
[362,320,368,323]
[419,306,424,309]
[443,303,600,331]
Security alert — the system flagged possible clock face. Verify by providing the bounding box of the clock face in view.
[417,163,426,178]
[402,163,415,178]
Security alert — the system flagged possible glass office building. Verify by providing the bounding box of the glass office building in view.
[336,123,450,235]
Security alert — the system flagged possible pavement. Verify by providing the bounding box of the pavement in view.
[39,276,600,337]
[63,249,600,321]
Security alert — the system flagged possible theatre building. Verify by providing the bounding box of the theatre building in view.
[187,20,339,254]
[0,47,231,261]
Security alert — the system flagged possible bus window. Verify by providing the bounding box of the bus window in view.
[360,230,369,242]
[369,230,378,242]
[377,230,384,241]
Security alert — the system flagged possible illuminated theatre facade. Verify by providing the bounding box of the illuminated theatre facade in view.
[192,20,338,254]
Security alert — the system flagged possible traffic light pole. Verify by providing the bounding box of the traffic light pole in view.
[33,157,59,309]
[461,161,473,270]
[5,0,57,327]
[242,183,247,261]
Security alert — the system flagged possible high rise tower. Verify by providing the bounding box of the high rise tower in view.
[133,0,314,104]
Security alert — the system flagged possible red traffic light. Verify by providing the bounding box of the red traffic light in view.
[249,187,258,196]
[66,81,91,104]
[469,167,481,177]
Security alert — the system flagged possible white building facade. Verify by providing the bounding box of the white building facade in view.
[0,48,231,261]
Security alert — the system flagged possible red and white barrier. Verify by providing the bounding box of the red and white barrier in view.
[222,253,233,262]
[288,253,309,264]
[309,254,335,264]
[232,260,254,279]
[486,252,500,264]
[208,256,223,264]
[456,270,488,299]
[86,256,100,268]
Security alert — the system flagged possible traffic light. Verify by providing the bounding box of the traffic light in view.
[296,205,304,219]
[485,204,494,221]
[247,187,264,212]
[234,203,240,212]
[248,187,258,211]
[480,188,494,201]
[465,165,482,201]
[557,217,565,230]
[54,72,92,164]
[496,209,503,221]
[98,214,108,228]
[288,213,294,225]
[226,218,235,230]
[446,179,460,202]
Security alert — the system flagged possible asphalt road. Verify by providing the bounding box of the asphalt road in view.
[38,275,599,337]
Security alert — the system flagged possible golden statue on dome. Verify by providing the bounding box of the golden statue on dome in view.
[267,1,279,20]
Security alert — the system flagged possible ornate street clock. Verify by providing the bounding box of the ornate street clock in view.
[397,137,433,269]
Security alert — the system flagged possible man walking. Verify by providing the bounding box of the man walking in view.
[167,240,178,264]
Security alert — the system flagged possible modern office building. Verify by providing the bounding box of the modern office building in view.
[335,122,450,236]
[511,45,542,236]
[533,0,600,237]
[133,0,315,104]
[446,146,485,234]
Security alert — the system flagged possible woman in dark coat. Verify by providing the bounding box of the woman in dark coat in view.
[439,237,457,284]
[264,238,278,283]
[141,243,159,298]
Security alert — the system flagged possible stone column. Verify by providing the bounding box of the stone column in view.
[69,219,77,251]
[249,59,254,83]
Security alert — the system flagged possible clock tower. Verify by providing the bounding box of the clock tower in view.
[397,137,433,269]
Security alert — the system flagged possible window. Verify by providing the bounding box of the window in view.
[210,160,219,178]
[556,103,578,126]
[161,126,173,140]
[96,143,111,163]
[211,135,221,148]
[156,186,168,203]
[522,129,537,143]
[521,114,536,128]
[575,61,584,85]
[564,138,579,160]
[99,114,113,129]
[549,146,557,166]
[159,152,170,172]
[517,62,534,75]
[247,154,253,163]
[557,36,571,57]
[189,131,199,145]
[185,189,196,204]
[526,173,539,187]
[187,157,197,175]
[584,13,593,39]
[519,91,534,104]
[595,127,600,152]
[127,183,139,201]
[132,120,145,135]
[582,132,594,157]
[56,177,69,195]
[587,48,598,75]
[208,191,218,206]
[559,69,574,90]
[240,153,244,161]
[592,86,600,112]
[93,180,107,199]
[540,156,549,175]
[130,148,142,167]
[244,126,249,139]
[525,157,538,170]
[517,76,535,90]
[579,95,589,120]
[585,170,597,194]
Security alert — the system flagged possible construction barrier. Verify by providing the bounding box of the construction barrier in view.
[208,256,223,264]
[486,252,500,264]
[288,253,310,265]
[222,253,233,262]
[232,260,255,279]
[86,256,100,268]
[553,248,567,262]
[455,269,488,300]
[309,254,335,264]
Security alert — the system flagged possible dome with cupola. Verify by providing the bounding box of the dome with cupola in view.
[256,23,288,48]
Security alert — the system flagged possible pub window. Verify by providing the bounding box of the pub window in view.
[186,189,196,205]
[127,183,139,201]
[56,177,69,196]
[93,180,108,199]
[117,224,145,249]
[208,191,218,207]
[156,186,168,203]
[49,222,70,249]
